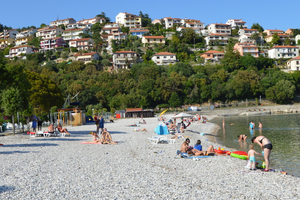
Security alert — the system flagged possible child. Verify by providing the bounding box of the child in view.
[248,144,262,170]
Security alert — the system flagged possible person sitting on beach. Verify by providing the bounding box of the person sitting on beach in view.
[56,123,70,135]
[97,128,116,144]
[238,134,247,142]
[91,132,100,141]
[180,138,215,156]
[126,124,138,127]
[180,121,187,133]
[48,123,54,134]
[133,128,148,132]
[248,144,262,170]
[168,121,177,130]
[251,136,272,172]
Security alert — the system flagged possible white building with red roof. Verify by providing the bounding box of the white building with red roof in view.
[69,38,93,51]
[116,12,142,28]
[76,17,106,25]
[40,37,66,52]
[50,18,76,26]
[142,36,165,46]
[74,52,100,64]
[200,50,224,63]
[151,52,177,65]
[205,34,230,45]
[238,29,259,36]
[287,55,300,71]
[9,45,35,58]
[62,28,91,42]
[113,51,138,69]
[263,29,284,36]
[226,19,247,29]
[268,45,299,59]
[234,42,259,58]
[36,26,64,40]
[208,23,231,35]
[163,17,185,29]
[265,33,294,44]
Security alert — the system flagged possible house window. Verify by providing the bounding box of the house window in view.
[170,56,173,58]
[160,39,162,42]
[157,57,160,59]
[297,61,299,65]
[154,39,156,41]
[164,56,166,58]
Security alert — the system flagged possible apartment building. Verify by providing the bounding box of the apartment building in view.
[40,37,66,51]
[69,38,93,51]
[265,34,295,43]
[263,29,284,36]
[50,18,76,26]
[66,23,92,30]
[151,52,176,65]
[62,28,91,42]
[287,56,300,71]
[74,52,100,64]
[76,17,106,25]
[200,50,224,63]
[0,29,18,39]
[113,51,138,69]
[129,28,149,38]
[234,42,259,58]
[36,27,63,40]
[226,19,247,29]
[238,29,259,36]
[268,45,299,59]
[9,45,35,58]
[208,23,231,35]
[116,12,141,28]
[163,17,184,29]
[142,36,165,46]
[0,38,15,49]
[205,34,230,45]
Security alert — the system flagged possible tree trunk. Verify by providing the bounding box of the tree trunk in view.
[12,114,15,135]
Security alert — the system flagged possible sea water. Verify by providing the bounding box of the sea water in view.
[212,114,300,177]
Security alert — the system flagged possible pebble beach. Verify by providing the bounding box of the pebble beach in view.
[1,115,300,199]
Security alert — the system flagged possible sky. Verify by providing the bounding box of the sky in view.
[1,0,299,31]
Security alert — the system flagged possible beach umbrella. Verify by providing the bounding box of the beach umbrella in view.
[172,112,193,119]
[159,109,168,116]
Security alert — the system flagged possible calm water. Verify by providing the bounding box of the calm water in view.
[212,114,300,177]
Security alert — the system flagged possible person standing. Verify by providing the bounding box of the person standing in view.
[94,114,99,133]
[251,136,272,172]
[31,115,37,132]
[99,115,104,134]
[37,116,42,131]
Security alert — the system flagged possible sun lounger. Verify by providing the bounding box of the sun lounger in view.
[148,136,175,144]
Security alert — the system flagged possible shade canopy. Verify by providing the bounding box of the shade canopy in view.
[172,112,193,119]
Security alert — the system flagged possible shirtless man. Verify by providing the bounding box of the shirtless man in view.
[98,128,116,144]
[48,123,54,133]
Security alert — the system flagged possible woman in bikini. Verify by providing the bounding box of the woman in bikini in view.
[237,134,247,142]
[56,123,70,134]
[251,136,272,171]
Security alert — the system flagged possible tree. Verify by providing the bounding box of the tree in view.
[40,23,47,28]
[1,87,24,134]
[79,33,91,38]
[180,28,196,44]
[251,23,264,33]
[266,80,295,104]
[58,24,65,30]
[139,11,152,27]
[250,33,261,44]
[271,33,281,45]
[45,50,53,61]
[96,12,110,22]
[168,92,181,107]
[61,51,69,60]
[121,25,129,34]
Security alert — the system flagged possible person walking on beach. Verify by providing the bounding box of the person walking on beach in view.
[94,114,99,133]
[37,116,42,131]
[251,136,272,172]
[247,144,262,170]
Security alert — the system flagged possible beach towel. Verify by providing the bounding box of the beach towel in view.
[176,150,210,159]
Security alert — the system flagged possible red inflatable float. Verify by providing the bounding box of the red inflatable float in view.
[232,151,248,156]
[214,149,226,154]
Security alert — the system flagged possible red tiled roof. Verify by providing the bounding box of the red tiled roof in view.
[154,52,176,56]
[202,50,224,54]
[10,45,33,49]
[143,36,165,39]
[288,55,300,61]
[114,51,137,54]
[241,29,258,31]
[214,23,230,26]
[51,18,75,23]
[126,108,142,112]
[269,45,299,49]
[265,29,284,32]
[74,52,97,57]
[70,38,92,41]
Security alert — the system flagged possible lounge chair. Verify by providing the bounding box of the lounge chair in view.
[148,136,175,144]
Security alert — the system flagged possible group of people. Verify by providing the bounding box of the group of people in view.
[48,123,70,135]
[180,138,215,156]
[92,114,116,144]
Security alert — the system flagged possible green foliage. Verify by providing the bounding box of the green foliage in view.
[168,92,181,107]
[61,51,69,59]
[139,11,152,27]
[266,80,295,103]
[251,23,264,33]
[40,23,47,28]
[58,24,65,30]
[271,33,281,45]
[96,12,111,22]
